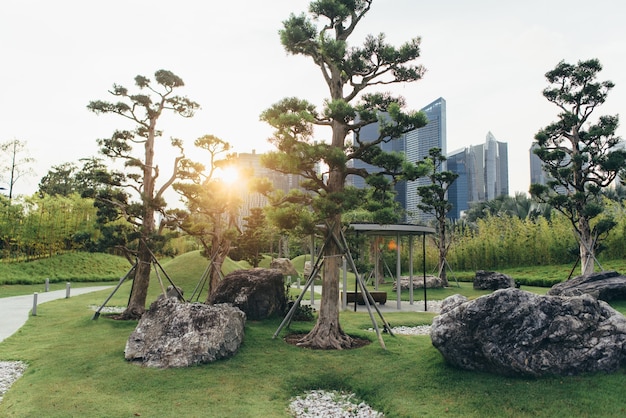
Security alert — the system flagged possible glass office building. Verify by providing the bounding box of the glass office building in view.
[447,132,509,220]
[405,97,447,223]
[346,97,447,224]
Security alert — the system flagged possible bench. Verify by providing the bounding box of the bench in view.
[343,291,387,305]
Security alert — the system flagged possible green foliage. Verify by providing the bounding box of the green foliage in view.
[0,193,101,261]
[531,59,625,273]
[448,213,578,271]
[169,135,242,288]
[231,208,271,267]
[87,70,199,234]
[284,281,316,321]
[465,193,552,222]
[262,0,429,232]
[38,162,80,196]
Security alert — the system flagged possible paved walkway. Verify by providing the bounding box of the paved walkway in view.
[292,284,440,313]
[1,285,438,344]
[302,297,439,313]
[0,286,112,343]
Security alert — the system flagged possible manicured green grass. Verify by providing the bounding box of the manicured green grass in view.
[454,259,626,287]
[2,252,626,416]
[0,252,131,285]
[1,289,626,417]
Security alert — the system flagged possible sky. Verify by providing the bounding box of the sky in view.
[2,0,625,197]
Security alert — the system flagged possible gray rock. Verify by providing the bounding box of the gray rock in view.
[473,270,515,290]
[547,270,626,301]
[125,297,245,368]
[430,288,626,377]
[162,285,184,301]
[209,268,286,320]
[303,260,321,280]
[270,258,299,278]
[393,275,445,291]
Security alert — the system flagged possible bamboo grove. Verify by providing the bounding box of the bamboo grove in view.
[3,190,626,275]
[379,198,626,276]
[0,193,98,261]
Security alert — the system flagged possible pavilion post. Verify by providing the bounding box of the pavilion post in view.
[396,232,401,310]
[423,232,427,311]
[409,235,414,305]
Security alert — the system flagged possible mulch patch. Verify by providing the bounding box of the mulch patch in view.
[283,333,371,350]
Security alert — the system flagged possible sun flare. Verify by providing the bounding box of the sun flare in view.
[216,166,239,184]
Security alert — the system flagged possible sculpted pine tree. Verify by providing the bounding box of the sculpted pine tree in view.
[169,135,241,301]
[261,0,427,349]
[88,70,199,319]
[531,59,626,276]
[416,148,458,286]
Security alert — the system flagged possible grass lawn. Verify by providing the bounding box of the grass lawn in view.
[1,288,626,417]
[2,251,626,416]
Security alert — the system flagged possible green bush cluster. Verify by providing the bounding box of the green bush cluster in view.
[0,194,99,262]
[449,214,577,270]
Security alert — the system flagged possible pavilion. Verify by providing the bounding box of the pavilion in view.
[347,223,435,311]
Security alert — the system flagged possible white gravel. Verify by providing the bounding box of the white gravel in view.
[289,390,384,417]
[88,305,126,314]
[288,302,443,418]
[401,299,444,313]
[369,325,432,335]
[0,361,26,404]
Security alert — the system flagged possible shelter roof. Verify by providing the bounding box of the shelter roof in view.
[348,223,435,236]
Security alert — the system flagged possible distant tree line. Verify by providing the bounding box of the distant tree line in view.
[376,191,626,277]
[0,193,98,261]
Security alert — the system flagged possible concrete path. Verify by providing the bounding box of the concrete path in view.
[0,286,112,344]
[1,285,439,344]
[292,284,440,313]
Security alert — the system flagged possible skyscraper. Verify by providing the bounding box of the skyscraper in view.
[229,150,307,228]
[484,131,509,200]
[447,132,509,219]
[529,142,548,186]
[446,148,469,219]
[405,97,447,223]
[346,97,447,224]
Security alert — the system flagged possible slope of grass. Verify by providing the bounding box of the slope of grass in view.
[0,252,131,285]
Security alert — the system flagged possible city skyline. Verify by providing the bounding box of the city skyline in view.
[448,132,509,220]
[1,0,625,198]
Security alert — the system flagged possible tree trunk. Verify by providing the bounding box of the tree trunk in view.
[123,239,152,319]
[296,214,354,349]
[205,247,227,303]
[578,219,595,276]
[297,123,354,349]
[121,121,157,319]
[205,210,237,302]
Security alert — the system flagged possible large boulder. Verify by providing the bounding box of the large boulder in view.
[303,260,321,280]
[393,275,444,291]
[430,288,626,377]
[473,270,515,290]
[270,258,299,278]
[547,270,626,301]
[209,268,286,320]
[125,297,245,368]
